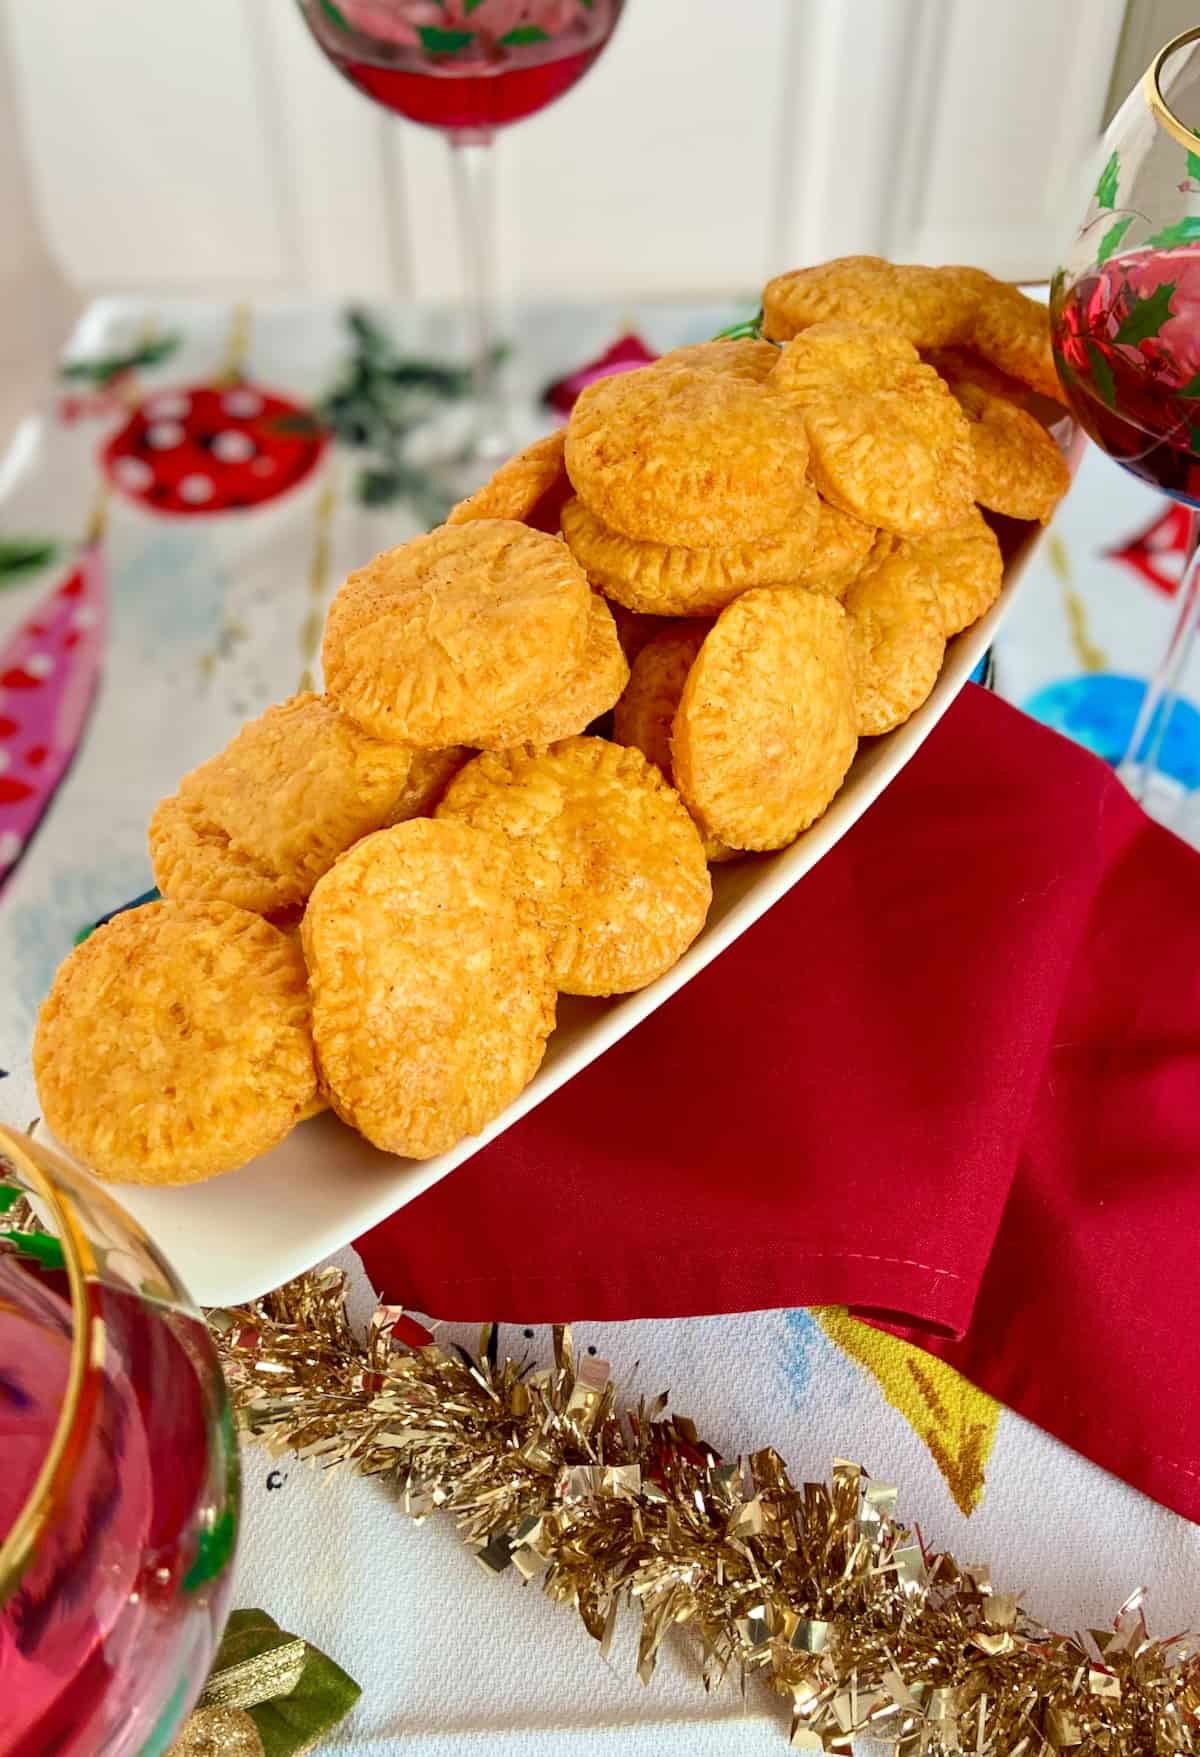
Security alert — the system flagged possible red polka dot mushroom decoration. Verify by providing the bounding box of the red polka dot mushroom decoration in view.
[102,382,327,516]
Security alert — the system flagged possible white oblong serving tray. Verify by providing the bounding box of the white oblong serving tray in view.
[38,447,1081,1306]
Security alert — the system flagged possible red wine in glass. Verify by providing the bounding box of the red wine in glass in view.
[303,1,626,136]
[1,1128,238,1757]
[1051,245,1200,505]
[0,1259,233,1757]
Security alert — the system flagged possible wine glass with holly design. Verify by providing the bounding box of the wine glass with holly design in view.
[1051,26,1200,828]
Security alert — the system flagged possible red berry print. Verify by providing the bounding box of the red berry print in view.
[102,384,327,516]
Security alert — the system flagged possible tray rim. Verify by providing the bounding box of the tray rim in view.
[35,441,1084,1307]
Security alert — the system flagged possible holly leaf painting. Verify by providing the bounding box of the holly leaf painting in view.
[501,26,549,44]
[346,307,393,360]
[1096,215,1134,265]
[318,0,351,28]
[1145,216,1200,250]
[183,1505,237,1592]
[418,25,473,53]
[357,465,403,506]
[1086,341,1116,409]
[0,1229,66,1272]
[384,360,473,394]
[1095,149,1120,210]
[0,538,57,582]
[1188,150,1200,180]
[60,332,181,386]
[1114,278,1176,345]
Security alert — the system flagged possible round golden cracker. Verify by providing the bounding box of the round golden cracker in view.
[384,746,471,823]
[652,338,780,383]
[897,507,1004,638]
[771,324,974,534]
[33,900,317,1185]
[800,499,878,596]
[436,737,711,997]
[560,492,820,616]
[924,344,1035,406]
[613,623,708,779]
[968,280,1059,402]
[608,602,674,664]
[158,693,416,915]
[803,387,974,536]
[565,365,812,547]
[762,257,981,348]
[446,430,567,527]
[302,819,556,1160]
[772,320,929,401]
[322,519,590,748]
[952,383,1071,524]
[611,624,736,863]
[672,588,857,851]
[484,593,629,746]
[149,793,300,919]
[844,551,946,735]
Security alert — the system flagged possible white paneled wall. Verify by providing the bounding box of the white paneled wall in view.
[3,0,1128,303]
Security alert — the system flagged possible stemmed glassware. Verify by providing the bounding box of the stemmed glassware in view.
[1051,26,1200,829]
[0,1127,238,1757]
[298,1,627,493]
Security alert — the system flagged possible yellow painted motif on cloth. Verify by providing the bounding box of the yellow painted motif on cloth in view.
[1048,530,1108,672]
[815,1308,1000,1516]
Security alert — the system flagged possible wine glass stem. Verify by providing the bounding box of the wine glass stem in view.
[446,131,508,457]
[1118,506,1200,814]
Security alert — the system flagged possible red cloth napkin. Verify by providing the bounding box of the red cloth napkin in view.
[358,687,1200,1521]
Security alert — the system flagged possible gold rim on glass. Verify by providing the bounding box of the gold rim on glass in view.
[0,1128,101,1602]
[1144,25,1200,153]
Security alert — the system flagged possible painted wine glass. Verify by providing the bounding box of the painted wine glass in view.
[1051,26,1200,828]
[298,0,627,488]
[0,1128,238,1757]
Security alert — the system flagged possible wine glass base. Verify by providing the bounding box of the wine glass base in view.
[405,400,551,508]
[1116,760,1200,847]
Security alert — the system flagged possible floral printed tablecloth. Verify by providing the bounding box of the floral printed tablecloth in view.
[0,298,1196,1753]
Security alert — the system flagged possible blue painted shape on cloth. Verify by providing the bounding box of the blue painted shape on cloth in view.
[1024,673,1200,789]
[779,1309,826,1400]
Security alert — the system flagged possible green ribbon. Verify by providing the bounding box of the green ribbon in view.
[173,1611,360,1757]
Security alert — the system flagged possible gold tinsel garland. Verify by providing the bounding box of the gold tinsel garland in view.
[209,1269,1200,1754]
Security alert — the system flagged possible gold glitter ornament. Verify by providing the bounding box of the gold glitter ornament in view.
[169,1707,264,1757]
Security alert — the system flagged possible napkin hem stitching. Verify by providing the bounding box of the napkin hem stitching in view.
[415,1249,967,1291]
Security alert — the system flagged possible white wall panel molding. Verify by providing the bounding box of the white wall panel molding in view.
[898,0,1128,279]
[1,0,1135,300]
